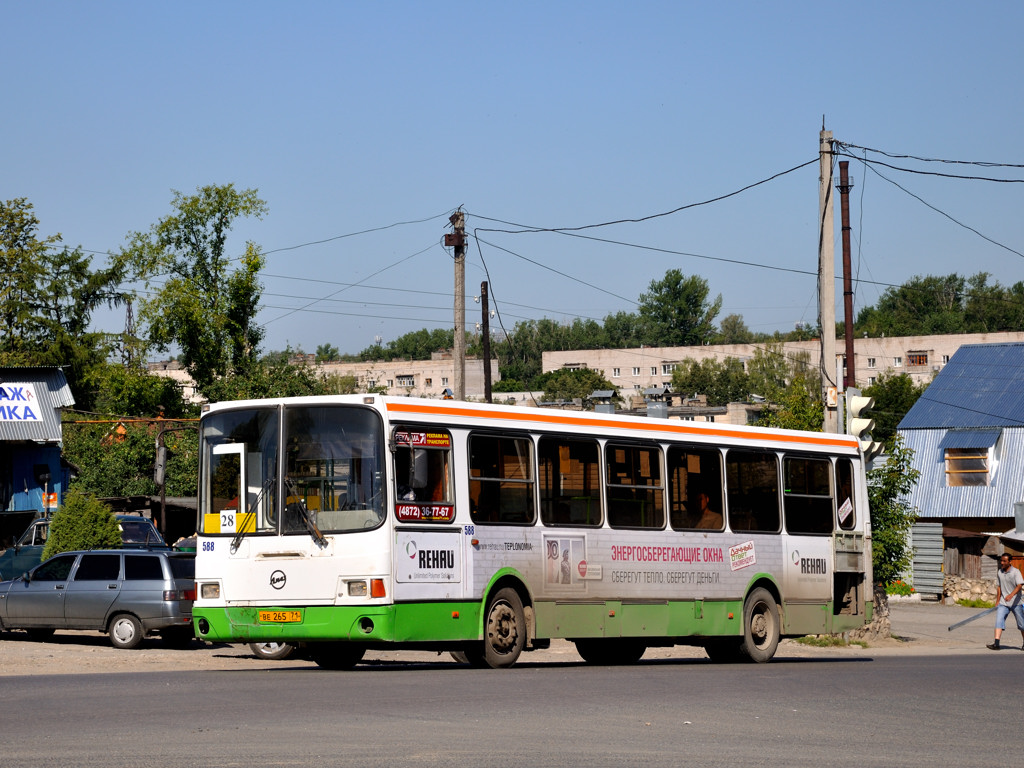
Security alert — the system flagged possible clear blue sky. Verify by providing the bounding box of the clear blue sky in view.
[7,2,1024,357]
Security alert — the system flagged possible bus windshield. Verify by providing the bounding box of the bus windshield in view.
[199,405,386,536]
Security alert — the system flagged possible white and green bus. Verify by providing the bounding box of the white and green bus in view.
[193,395,872,669]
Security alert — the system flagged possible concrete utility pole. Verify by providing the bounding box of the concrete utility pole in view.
[819,128,839,432]
[446,211,467,400]
[481,281,492,403]
[837,161,856,390]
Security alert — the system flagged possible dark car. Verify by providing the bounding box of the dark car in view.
[0,515,167,581]
[0,549,195,648]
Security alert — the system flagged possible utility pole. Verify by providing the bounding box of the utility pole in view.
[819,128,839,432]
[837,161,856,390]
[481,281,492,403]
[446,211,466,400]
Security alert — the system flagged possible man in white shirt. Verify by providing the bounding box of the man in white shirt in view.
[987,553,1024,650]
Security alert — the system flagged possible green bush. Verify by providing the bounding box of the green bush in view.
[41,489,122,560]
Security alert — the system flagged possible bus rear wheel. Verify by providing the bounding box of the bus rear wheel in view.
[739,588,780,663]
[478,587,526,669]
[574,638,646,665]
[308,642,365,670]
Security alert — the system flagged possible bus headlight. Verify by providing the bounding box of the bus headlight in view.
[347,580,368,596]
[200,583,221,599]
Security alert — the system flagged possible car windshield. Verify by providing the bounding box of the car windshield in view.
[199,404,385,536]
[119,519,165,546]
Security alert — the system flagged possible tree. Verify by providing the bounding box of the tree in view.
[535,368,616,409]
[714,313,753,345]
[864,372,927,445]
[671,357,749,406]
[867,435,920,612]
[0,198,130,409]
[121,185,268,394]
[756,369,822,432]
[63,418,198,499]
[41,488,122,561]
[638,269,722,347]
[855,274,966,337]
[86,363,196,419]
[316,343,340,362]
[746,341,791,399]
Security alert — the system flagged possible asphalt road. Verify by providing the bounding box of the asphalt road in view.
[0,651,1017,767]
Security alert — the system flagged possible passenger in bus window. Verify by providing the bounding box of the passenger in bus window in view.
[694,491,723,530]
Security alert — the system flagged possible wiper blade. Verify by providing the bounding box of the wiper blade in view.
[284,478,328,548]
[231,476,274,551]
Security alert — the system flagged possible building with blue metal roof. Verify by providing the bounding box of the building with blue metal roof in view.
[0,367,75,545]
[898,342,1024,531]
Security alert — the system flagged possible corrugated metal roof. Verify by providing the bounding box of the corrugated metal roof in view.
[899,342,1024,429]
[899,427,1024,519]
[938,429,1002,449]
[0,367,74,443]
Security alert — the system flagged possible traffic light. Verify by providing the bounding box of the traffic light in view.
[846,388,883,461]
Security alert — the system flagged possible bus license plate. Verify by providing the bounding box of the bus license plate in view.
[259,610,302,623]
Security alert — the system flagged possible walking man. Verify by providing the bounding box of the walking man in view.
[987,553,1024,650]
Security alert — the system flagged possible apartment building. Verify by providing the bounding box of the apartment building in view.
[543,332,1024,395]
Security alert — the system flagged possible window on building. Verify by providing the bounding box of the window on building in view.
[726,450,780,533]
[632,367,640,376]
[539,437,602,526]
[893,357,902,367]
[661,364,676,375]
[396,376,414,387]
[867,358,876,369]
[424,378,432,387]
[945,447,990,487]
[605,443,664,529]
[908,353,927,366]
[442,377,449,386]
[868,376,877,386]
[612,368,620,377]
[941,355,950,364]
[468,433,535,524]
[651,367,658,376]
[386,379,394,387]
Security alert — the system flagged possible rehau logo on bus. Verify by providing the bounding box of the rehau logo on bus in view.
[791,551,827,574]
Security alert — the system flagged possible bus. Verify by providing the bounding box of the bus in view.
[192,395,872,669]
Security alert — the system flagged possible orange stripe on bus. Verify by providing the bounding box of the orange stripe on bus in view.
[385,401,857,449]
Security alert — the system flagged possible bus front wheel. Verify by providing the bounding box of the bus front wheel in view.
[477,587,526,669]
[739,588,780,663]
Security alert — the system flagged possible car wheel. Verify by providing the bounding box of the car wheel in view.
[249,641,296,660]
[109,614,144,649]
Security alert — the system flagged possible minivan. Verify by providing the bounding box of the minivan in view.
[0,549,195,648]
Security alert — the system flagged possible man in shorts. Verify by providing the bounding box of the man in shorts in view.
[987,553,1024,650]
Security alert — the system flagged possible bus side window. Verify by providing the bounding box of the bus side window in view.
[783,456,833,535]
[726,450,780,533]
[667,446,723,531]
[539,436,602,527]
[468,433,535,526]
[836,458,856,530]
[606,443,665,529]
